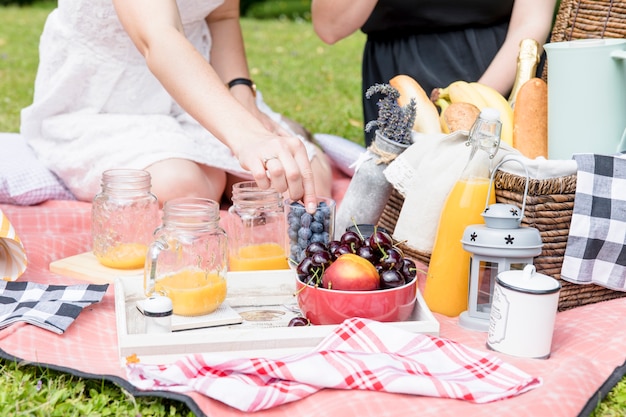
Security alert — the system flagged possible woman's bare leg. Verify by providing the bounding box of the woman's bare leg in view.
[145,158,227,205]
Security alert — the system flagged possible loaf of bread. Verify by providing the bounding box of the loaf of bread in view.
[390,75,442,134]
[441,102,480,133]
[512,78,548,158]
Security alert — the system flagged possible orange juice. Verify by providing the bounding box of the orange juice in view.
[423,178,495,317]
[95,242,147,269]
[229,242,289,271]
[154,270,226,316]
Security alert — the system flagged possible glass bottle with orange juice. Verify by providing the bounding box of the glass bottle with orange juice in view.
[228,181,289,271]
[144,198,228,316]
[92,169,160,269]
[423,108,502,317]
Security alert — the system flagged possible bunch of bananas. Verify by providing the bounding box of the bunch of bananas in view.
[432,80,514,146]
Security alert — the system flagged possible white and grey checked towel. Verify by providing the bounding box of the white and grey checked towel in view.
[0,281,109,334]
[561,154,626,291]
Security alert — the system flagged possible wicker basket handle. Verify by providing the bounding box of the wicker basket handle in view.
[486,156,530,224]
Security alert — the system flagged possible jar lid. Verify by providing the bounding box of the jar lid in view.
[480,108,500,121]
[496,264,561,294]
[143,295,173,317]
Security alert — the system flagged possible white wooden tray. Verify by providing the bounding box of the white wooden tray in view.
[114,269,440,366]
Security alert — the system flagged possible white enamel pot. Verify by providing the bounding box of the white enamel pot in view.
[487,264,561,359]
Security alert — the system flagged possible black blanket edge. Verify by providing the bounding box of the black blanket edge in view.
[578,357,626,416]
[0,348,207,417]
[3,347,626,416]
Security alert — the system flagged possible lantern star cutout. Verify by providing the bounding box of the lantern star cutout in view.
[504,234,515,245]
[470,232,478,241]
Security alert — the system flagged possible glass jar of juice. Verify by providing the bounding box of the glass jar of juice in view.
[144,198,227,316]
[92,169,160,269]
[423,108,502,317]
[227,181,289,271]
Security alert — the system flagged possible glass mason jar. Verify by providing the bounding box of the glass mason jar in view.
[92,169,160,269]
[227,181,289,271]
[144,198,228,317]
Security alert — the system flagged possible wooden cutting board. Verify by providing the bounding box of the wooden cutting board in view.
[49,251,143,284]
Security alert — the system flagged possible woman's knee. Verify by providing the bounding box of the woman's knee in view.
[145,159,227,204]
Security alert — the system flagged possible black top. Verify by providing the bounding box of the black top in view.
[363,0,514,35]
[359,0,519,145]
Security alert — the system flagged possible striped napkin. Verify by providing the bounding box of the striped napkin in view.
[126,317,542,412]
[0,209,27,281]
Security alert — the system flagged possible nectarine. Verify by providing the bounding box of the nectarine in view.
[322,253,380,291]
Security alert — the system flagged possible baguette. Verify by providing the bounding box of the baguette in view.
[390,75,442,134]
[512,78,548,158]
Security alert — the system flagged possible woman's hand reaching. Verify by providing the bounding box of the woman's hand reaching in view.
[236,134,319,213]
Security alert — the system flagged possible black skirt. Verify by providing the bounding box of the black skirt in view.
[361,22,508,145]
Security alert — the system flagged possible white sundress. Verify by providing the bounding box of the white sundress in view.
[20,0,315,201]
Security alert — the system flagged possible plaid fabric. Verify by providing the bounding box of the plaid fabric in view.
[561,154,626,291]
[126,317,542,412]
[0,281,109,334]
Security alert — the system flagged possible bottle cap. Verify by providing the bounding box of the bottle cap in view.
[143,295,173,317]
[480,107,501,121]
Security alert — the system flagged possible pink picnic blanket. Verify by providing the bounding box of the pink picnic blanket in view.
[1,167,626,416]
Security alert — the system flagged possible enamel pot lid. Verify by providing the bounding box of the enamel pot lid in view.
[496,264,561,294]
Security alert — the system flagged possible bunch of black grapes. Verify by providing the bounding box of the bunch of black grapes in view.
[296,228,417,290]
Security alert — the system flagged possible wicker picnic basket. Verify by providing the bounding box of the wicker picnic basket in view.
[378,170,626,312]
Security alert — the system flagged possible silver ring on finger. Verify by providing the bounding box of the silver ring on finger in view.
[262,156,279,169]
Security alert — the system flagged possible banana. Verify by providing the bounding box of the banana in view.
[469,82,514,146]
[435,97,451,133]
[446,81,488,109]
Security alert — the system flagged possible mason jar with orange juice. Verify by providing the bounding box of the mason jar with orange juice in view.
[227,181,289,271]
[144,198,228,316]
[92,169,160,270]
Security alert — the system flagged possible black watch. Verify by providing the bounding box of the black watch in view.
[227,78,256,97]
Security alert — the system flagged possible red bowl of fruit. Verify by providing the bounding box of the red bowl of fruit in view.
[294,228,418,325]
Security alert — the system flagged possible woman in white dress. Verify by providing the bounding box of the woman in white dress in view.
[20,0,332,212]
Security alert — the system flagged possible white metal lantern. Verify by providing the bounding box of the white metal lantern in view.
[458,157,543,332]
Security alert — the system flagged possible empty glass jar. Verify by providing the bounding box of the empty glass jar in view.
[91,169,160,269]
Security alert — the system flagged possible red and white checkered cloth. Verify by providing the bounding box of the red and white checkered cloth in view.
[126,318,541,412]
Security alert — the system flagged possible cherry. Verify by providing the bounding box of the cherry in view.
[296,257,314,278]
[379,247,403,270]
[356,245,378,264]
[305,241,328,257]
[380,269,405,289]
[368,229,393,255]
[340,231,363,252]
[311,250,332,268]
[288,317,310,327]
[333,243,355,257]
[401,258,417,281]
[328,240,342,259]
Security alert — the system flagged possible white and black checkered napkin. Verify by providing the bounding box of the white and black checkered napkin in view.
[0,281,109,334]
[561,154,626,291]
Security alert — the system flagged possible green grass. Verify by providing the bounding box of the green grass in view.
[0,1,624,415]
